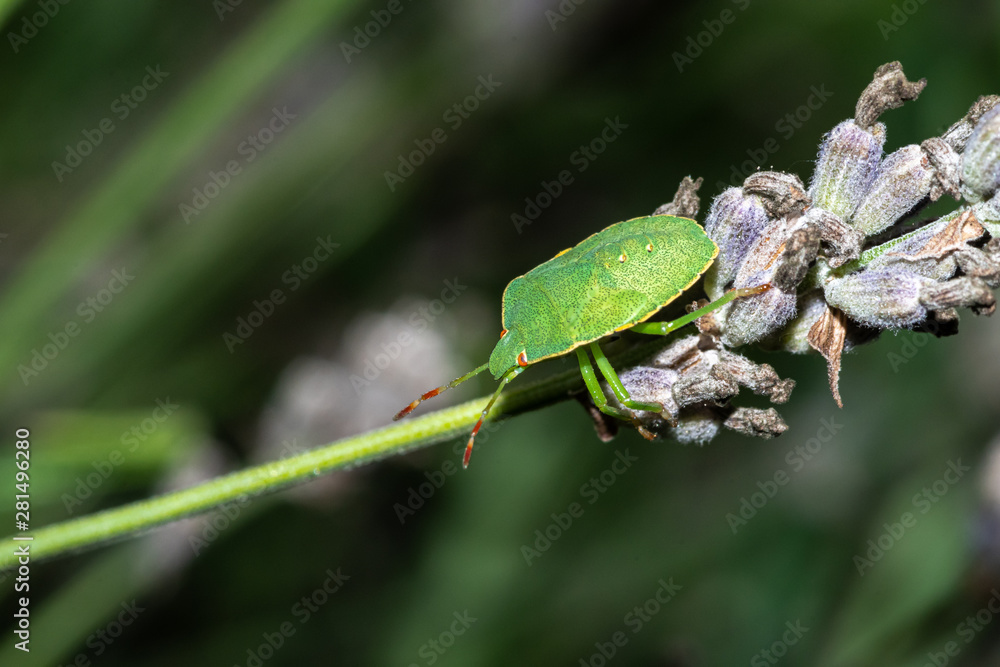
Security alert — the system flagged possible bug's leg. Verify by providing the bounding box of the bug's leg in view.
[576,347,657,441]
[394,362,490,421]
[629,283,772,336]
[462,366,523,468]
[588,342,663,414]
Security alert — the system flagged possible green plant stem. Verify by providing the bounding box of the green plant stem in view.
[0,338,676,569]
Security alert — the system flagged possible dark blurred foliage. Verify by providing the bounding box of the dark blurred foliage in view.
[1,0,999,665]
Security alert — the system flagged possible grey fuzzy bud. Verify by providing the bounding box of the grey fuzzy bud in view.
[720,217,802,347]
[962,105,1000,203]
[942,95,1000,152]
[771,290,829,354]
[672,409,723,446]
[852,144,933,235]
[809,120,885,221]
[824,268,933,329]
[920,276,996,316]
[703,188,770,298]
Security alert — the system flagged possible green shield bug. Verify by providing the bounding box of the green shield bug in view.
[394,214,770,467]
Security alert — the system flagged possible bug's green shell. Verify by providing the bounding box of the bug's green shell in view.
[488,215,718,377]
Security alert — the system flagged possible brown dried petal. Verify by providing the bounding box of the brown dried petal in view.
[723,407,788,439]
[654,176,703,218]
[773,224,821,292]
[807,305,848,408]
[854,61,927,130]
[919,276,996,316]
[716,349,795,403]
[801,208,863,267]
[743,171,810,218]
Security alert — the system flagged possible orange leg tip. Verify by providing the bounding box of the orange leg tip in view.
[462,440,474,469]
[393,402,418,421]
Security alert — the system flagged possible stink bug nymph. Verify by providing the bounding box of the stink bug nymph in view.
[393,215,770,467]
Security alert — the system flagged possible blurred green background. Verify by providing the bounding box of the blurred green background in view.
[1,0,1000,665]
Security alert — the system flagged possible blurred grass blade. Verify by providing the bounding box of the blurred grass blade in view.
[0,0,363,383]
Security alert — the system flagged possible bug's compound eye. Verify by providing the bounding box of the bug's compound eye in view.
[618,253,626,263]
[517,351,529,367]
[500,328,508,338]
[646,243,653,252]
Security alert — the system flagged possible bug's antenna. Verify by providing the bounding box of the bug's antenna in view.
[393,363,490,421]
[463,366,523,468]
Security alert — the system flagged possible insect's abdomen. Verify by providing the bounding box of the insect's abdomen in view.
[502,216,717,363]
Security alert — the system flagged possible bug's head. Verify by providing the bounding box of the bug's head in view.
[488,326,527,379]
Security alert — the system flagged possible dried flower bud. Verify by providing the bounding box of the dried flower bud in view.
[920,276,996,316]
[865,209,986,281]
[671,408,723,446]
[773,224,821,292]
[809,120,885,220]
[824,268,933,329]
[854,61,926,130]
[942,95,1000,152]
[703,187,771,299]
[852,144,934,235]
[720,217,802,347]
[654,176,703,217]
[921,137,962,201]
[743,171,810,218]
[962,104,1000,203]
[723,407,788,439]
[800,207,863,267]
